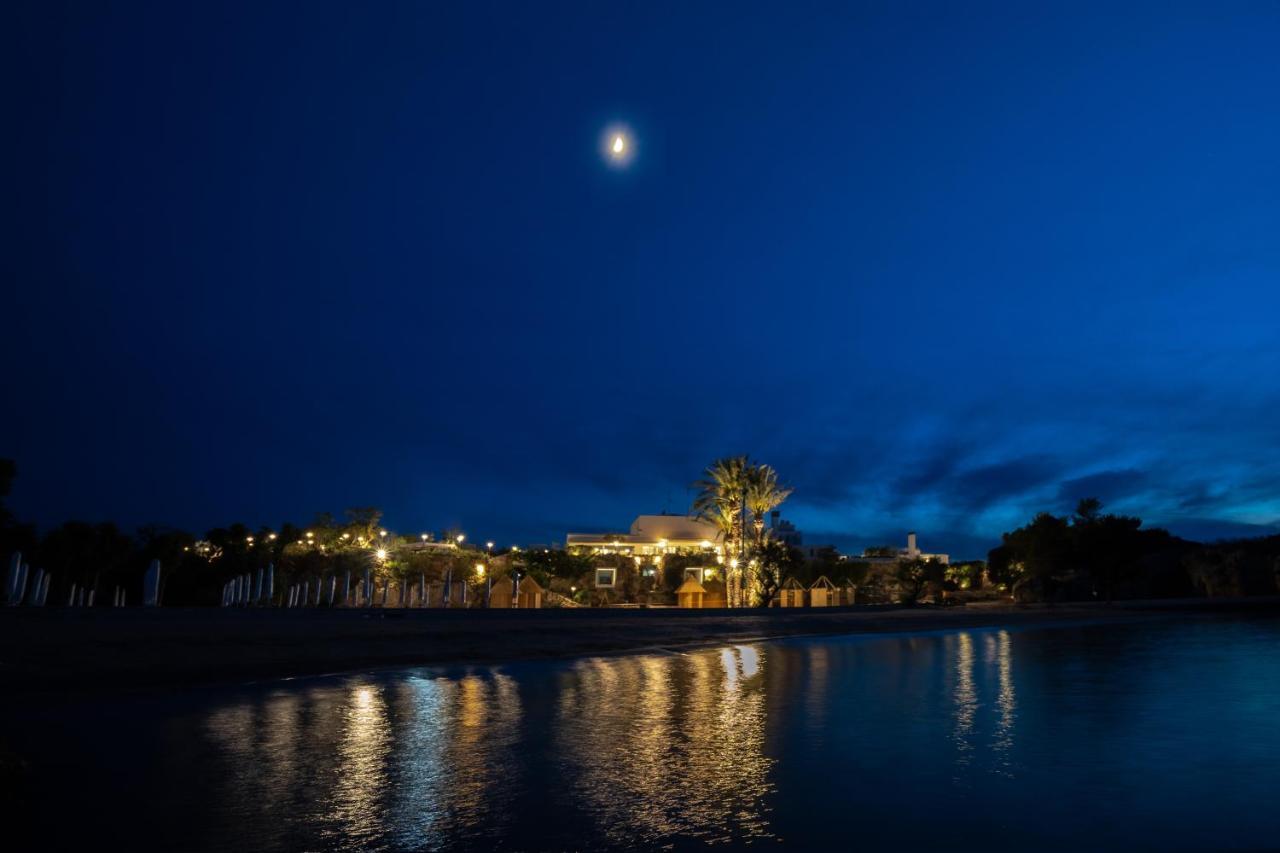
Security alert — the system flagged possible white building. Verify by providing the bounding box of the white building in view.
[860,532,949,565]
[566,513,722,556]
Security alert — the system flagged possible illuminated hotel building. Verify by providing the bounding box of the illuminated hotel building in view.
[566,514,723,556]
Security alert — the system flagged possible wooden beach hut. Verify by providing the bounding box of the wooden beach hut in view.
[488,575,517,608]
[777,577,805,608]
[516,575,544,609]
[491,574,545,609]
[808,575,836,607]
[838,581,857,606]
[702,577,727,608]
[676,576,706,608]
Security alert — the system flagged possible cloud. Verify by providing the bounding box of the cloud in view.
[1056,469,1148,507]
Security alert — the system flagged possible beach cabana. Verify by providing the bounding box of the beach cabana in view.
[838,581,857,606]
[486,574,542,608]
[702,577,727,608]
[488,576,515,608]
[809,575,836,607]
[516,575,544,609]
[777,577,805,608]
[676,577,706,609]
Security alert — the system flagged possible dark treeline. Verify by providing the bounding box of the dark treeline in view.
[988,498,1280,602]
[4,457,1279,607]
[0,460,474,606]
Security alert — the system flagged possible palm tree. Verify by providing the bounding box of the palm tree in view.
[693,457,794,607]
[691,455,749,529]
[692,456,749,605]
[745,464,793,547]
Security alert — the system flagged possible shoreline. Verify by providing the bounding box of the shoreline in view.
[3,597,1277,696]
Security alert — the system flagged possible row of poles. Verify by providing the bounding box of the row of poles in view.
[5,553,162,608]
[224,564,519,609]
[7,550,522,610]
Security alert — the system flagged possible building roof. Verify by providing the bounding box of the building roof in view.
[780,577,804,589]
[809,575,836,590]
[630,514,720,542]
[567,514,722,550]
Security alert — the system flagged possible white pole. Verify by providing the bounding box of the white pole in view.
[11,562,29,607]
[26,569,45,606]
[143,560,161,607]
[5,552,21,604]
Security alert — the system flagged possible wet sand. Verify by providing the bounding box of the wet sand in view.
[2,598,1276,695]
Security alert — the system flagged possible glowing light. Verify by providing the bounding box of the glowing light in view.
[475,563,486,577]
[700,540,712,549]
[375,549,387,560]
[379,530,387,537]
[486,541,494,550]
[456,534,466,544]
[602,124,635,167]
[421,534,428,541]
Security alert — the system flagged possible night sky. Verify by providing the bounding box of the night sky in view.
[7,2,1280,558]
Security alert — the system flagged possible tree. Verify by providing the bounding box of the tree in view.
[692,456,749,544]
[745,464,793,546]
[893,557,947,604]
[344,507,383,545]
[692,456,794,606]
[752,539,804,606]
[0,459,37,560]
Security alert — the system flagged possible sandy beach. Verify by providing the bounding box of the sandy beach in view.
[3,598,1276,695]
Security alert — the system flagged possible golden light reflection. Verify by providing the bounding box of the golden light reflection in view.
[951,632,977,768]
[987,630,1017,774]
[555,645,775,845]
[331,682,391,841]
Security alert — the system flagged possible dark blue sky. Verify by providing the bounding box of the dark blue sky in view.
[6,2,1280,557]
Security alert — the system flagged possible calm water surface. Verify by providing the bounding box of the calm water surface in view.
[13,615,1280,850]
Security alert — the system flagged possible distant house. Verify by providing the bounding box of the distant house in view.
[860,532,949,566]
[769,510,803,547]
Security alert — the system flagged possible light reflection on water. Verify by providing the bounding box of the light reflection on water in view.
[553,645,774,846]
[17,616,1280,851]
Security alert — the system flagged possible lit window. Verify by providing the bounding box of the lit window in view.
[595,567,617,588]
